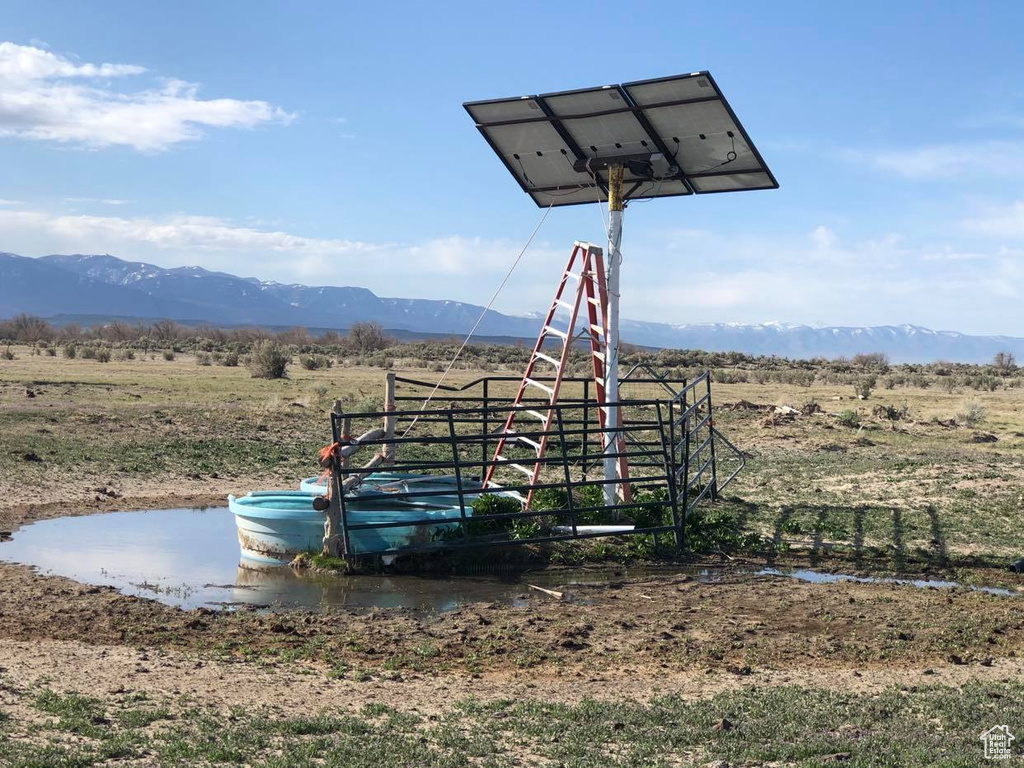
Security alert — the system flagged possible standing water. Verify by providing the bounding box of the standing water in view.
[1,508,1015,611]
[0,507,544,612]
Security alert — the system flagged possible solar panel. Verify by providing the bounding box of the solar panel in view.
[464,72,778,208]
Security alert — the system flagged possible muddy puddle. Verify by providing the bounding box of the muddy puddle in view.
[0,507,1016,611]
[758,567,1015,597]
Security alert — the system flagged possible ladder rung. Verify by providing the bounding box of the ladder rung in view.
[509,433,542,451]
[589,324,605,336]
[534,351,560,367]
[593,351,605,362]
[543,325,568,339]
[525,409,548,422]
[554,299,574,311]
[509,462,535,477]
[525,377,554,395]
[587,297,602,305]
[483,481,527,503]
[563,271,581,281]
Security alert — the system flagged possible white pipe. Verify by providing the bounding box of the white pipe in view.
[603,207,622,506]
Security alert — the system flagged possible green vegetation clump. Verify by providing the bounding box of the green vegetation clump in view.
[957,400,985,427]
[300,354,332,371]
[299,552,351,572]
[347,321,391,352]
[993,350,1016,371]
[853,375,876,399]
[162,349,175,361]
[249,340,290,379]
[683,504,763,552]
[836,409,860,428]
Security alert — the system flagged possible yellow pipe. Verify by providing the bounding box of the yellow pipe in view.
[607,164,625,212]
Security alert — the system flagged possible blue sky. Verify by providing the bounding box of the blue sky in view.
[1,0,1022,336]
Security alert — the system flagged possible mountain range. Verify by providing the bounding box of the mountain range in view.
[1,251,1021,364]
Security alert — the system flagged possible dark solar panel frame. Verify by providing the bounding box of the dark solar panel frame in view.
[464,71,778,208]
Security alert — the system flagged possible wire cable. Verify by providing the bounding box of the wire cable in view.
[694,134,739,174]
[399,203,554,436]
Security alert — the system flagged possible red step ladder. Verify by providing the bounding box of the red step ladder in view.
[484,241,631,506]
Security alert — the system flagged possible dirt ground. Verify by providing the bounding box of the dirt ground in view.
[1,545,1022,711]
[4,637,1023,720]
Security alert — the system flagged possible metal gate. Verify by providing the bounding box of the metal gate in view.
[668,372,745,521]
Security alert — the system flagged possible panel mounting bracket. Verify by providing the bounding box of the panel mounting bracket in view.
[572,152,669,179]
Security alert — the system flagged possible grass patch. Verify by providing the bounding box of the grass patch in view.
[32,690,107,737]
[3,682,1021,766]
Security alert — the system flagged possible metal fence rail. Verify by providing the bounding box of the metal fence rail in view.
[322,372,741,560]
[325,395,683,557]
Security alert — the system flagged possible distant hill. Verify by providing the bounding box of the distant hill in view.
[614,320,1024,365]
[36,253,538,337]
[0,252,211,321]
[2,251,1022,364]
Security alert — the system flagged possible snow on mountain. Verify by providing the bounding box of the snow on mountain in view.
[0,252,1019,363]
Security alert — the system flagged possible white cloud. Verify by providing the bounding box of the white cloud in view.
[31,211,382,256]
[0,41,145,80]
[619,224,1023,334]
[0,42,293,151]
[0,207,560,290]
[810,225,838,250]
[847,141,1024,179]
[0,198,21,206]
[63,197,129,206]
[0,205,1020,334]
[963,201,1024,239]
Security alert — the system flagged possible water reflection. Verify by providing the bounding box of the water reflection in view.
[758,567,1015,597]
[0,507,546,612]
[0,508,1015,612]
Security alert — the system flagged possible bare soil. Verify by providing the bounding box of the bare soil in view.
[4,637,1023,719]
[1,547,1021,707]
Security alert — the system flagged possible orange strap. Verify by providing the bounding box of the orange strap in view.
[316,441,342,498]
[318,441,341,468]
[316,435,358,499]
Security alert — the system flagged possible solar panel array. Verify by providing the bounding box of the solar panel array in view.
[465,72,777,208]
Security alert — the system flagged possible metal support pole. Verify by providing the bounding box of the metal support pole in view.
[659,403,684,549]
[603,164,624,507]
[447,412,471,541]
[555,409,578,537]
[481,378,489,480]
[707,376,719,501]
[582,379,590,482]
[383,371,396,466]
